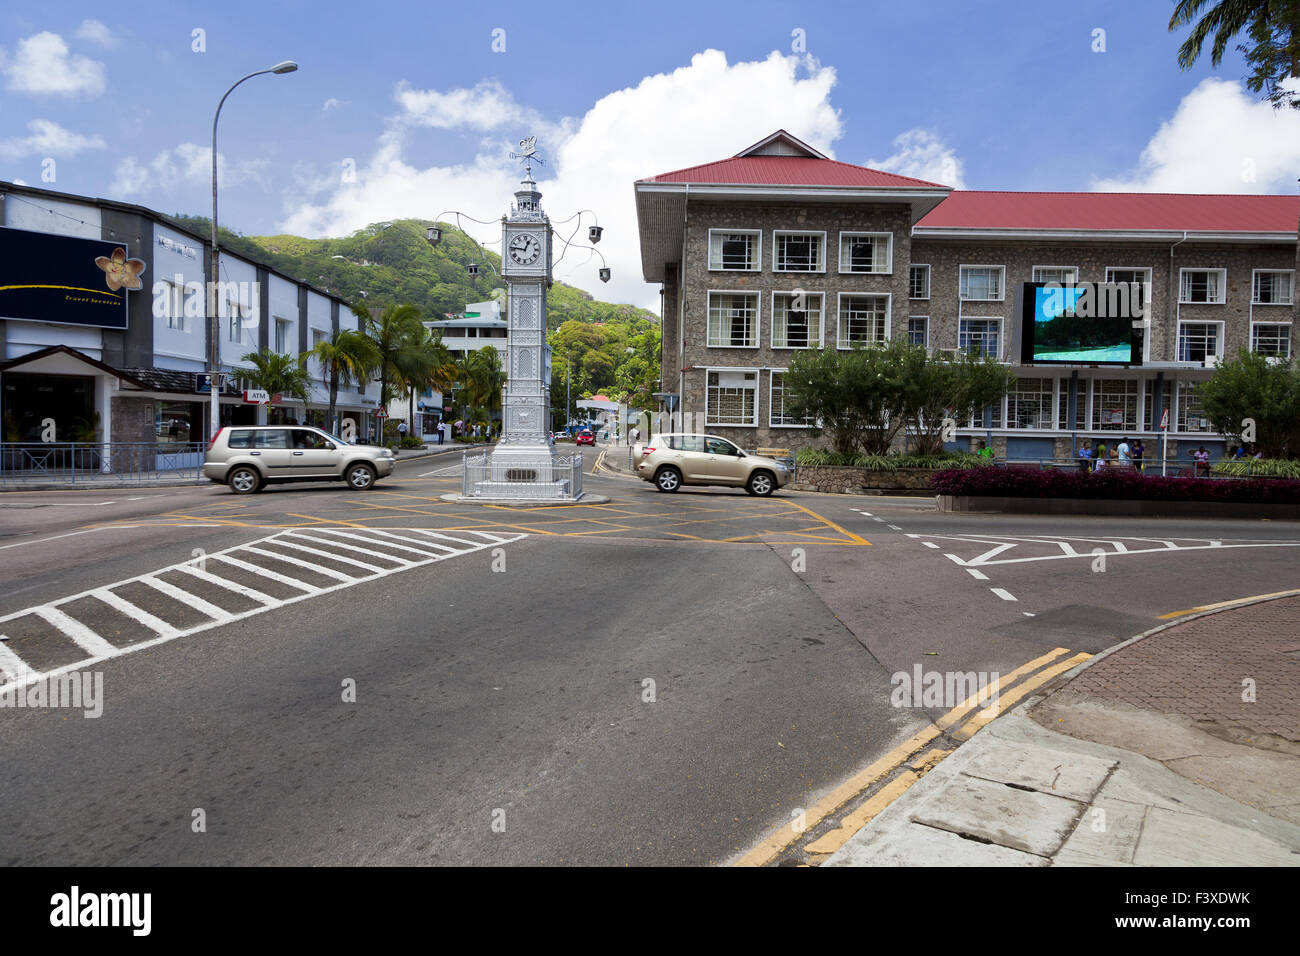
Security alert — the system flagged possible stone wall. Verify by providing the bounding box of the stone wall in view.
[791,464,943,495]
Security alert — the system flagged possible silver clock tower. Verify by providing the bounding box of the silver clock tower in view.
[465,137,581,499]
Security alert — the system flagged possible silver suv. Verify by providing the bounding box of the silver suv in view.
[635,433,791,496]
[203,426,396,494]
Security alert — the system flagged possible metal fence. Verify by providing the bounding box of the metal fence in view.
[0,442,206,485]
[994,457,1227,478]
[461,452,584,500]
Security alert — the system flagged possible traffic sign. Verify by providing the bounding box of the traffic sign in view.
[1160,408,1170,430]
[375,405,389,419]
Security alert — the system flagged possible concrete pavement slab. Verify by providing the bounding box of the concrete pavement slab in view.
[825,814,1048,867]
[908,775,1085,857]
[962,744,1116,803]
[1134,807,1300,867]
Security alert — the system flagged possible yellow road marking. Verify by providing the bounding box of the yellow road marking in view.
[934,647,1071,731]
[803,770,921,856]
[783,500,871,546]
[953,652,1092,740]
[1157,587,1300,619]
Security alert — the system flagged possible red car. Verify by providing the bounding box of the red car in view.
[575,431,595,446]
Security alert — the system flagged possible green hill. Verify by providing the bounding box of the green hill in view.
[162,215,656,331]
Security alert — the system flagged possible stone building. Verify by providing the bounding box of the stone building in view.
[635,130,1299,464]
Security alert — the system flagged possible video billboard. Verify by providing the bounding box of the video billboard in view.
[1018,281,1144,365]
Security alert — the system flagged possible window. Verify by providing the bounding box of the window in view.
[1176,382,1209,432]
[1252,270,1294,305]
[227,429,254,449]
[704,436,740,456]
[159,280,185,330]
[960,265,1004,301]
[770,371,814,428]
[771,292,822,348]
[775,231,826,272]
[1106,267,1152,312]
[1177,322,1221,362]
[907,317,928,347]
[909,264,930,299]
[1179,269,1226,304]
[1252,323,1291,357]
[1144,378,1172,430]
[1092,379,1138,431]
[706,370,757,426]
[275,318,292,354]
[1032,266,1078,285]
[708,230,760,271]
[251,429,289,449]
[1058,377,1087,431]
[312,328,326,348]
[838,294,889,347]
[839,233,891,274]
[1006,378,1053,429]
[959,318,1001,358]
[156,401,197,444]
[665,435,704,452]
[228,313,242,344]
[707,292,759,348]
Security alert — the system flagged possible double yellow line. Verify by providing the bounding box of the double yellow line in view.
[732,646,1091,867]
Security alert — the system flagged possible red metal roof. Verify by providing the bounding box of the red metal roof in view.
[640,155,947,189]
[917,191,1300,233]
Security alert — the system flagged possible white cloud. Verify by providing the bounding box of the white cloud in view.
[75,20,119,48]
[0,119,105,159]
[2,31,106,97]
[1093,78,1300,193]
[281,49,843,309]
[322,97,349,112]
[111,143,270,196]
[866,129,965,188]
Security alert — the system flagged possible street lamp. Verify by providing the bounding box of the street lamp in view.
[207,60,298,439]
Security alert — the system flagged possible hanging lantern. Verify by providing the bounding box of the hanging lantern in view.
[599,267,610,283]
[426,225,441,246]
[589,225,603,244]
[467,263,479,277]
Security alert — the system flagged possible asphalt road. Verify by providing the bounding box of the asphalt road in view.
[2,448,1298,865]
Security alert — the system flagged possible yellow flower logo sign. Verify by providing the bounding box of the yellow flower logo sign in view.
[94,246,146,291]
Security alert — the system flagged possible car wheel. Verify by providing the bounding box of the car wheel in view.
[346,462,377,490]
[654,466,682,493]
[228,466,261,495]
[747,470,776,497]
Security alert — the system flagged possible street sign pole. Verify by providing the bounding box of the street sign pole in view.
[1160,408,1170,476]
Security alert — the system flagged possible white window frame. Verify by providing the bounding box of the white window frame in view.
[958,316,1003,359]
[1178,268,1227,305]
[836,292,892,349]
[768,368,814,429]
[773,230,827,273]
[1031,265,1079,285]
[959,264,1005,302]
[837,232,893,275]
[160,279,185,331]
[1105,266,1153,309]
[707,228,762,272]
[274,317,292,354]
[907,316,929,348]
[1250,320,1292,358]
[1251,269,1294,305]
[227,310,243,344]
[1175,381,1212,433]
[704,366,760,427]
[908,264,930,300]
[769,291,824,349]
[706,290,761,349]
[1176,320,1225,362]
[1005,376,1056,430]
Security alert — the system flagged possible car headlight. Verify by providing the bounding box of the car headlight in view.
[380,449,394,458]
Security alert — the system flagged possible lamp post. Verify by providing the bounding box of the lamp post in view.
[207,60,298,439]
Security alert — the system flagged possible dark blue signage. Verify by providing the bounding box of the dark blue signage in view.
[0,225,144,330]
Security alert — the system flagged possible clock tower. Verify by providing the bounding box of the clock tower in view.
[465,137,582,499]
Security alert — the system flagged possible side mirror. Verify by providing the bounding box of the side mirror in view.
[325,442,336,450]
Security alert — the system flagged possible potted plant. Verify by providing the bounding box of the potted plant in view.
[69,412,102,469]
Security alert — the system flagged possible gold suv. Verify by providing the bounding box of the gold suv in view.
[635,433,791,496]
[203,426,396,494]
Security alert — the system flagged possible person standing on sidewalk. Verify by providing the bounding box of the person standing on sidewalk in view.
[397,420,408,443]
[1077,440,1093,474]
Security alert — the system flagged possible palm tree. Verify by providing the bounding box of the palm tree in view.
[302,327,380,432]
[356,302,426,410]
[458,346,506,435]
[394,326,455,438]
[1170,1,1300,106]
[240,350,312,423]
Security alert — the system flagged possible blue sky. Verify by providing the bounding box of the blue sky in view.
[3,0,1297,309]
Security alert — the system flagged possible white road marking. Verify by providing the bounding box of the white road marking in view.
[965,568,989,581]
[990,588,1018,602]
[288,531,417,566]
[239,544,357,581]
[943,553,967,566]
[918,533,1300,568]
[32,606,119,657]
[0,529,523,695]
[1023,612,1036,617]
[905,533,919,539]
[922,542,939,549]
[887,524,902,530]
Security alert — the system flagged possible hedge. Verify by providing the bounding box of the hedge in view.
[931,466,1300,503]
[795,450,989,470]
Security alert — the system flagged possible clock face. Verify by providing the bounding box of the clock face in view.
[508,233,542,265]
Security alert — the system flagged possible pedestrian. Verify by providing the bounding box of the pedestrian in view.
[1117,437,1132,466]
[1132,438,1146,473]
[1232,444,1246,460]
[630,425,640,446]
[1077,440,1093,474]
[1252,445,1264,459]
[397,420,408,442]
[1193,445,1211,477]
[976,439,994,462]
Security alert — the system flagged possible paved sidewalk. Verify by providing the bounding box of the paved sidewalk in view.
[826,596,1300,866]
